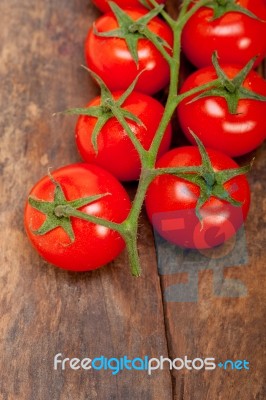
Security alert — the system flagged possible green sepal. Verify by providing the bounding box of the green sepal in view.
[66,194,110,210]
[93,1,169,65]
[211,184,242,207]
[29,176,110,243]
[189,87,240,114]
[188,52,266,114]
[195,187,211,222]
[116,71,146,106]
[216,164,253,185]
[139,0,152,9]
[190,130,215,186]
[62,68,146,154]
[238,87,266,102]
[91,114,112,152]
[87,67,113,99]
[121,109,145,127]
[29,196,54,214]
[159,131,252,223]
[206,0,262,21]
[140,25,172,52]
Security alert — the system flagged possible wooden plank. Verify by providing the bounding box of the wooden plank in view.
[159,163,266,397]
[1,0,265,399]
[162,3,266,398]
[0,1,172,399]
[160,167,266,399]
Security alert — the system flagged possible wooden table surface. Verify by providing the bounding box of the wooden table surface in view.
[0,1,265,399]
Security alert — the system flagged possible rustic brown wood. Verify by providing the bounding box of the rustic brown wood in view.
[163,3,266,399]
[160,143,266,399]
[0,1,172,399]
[0,1,265,399]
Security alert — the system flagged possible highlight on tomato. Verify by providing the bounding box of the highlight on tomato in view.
[24,163,131,272]
[181,0,266,68]
[177,61,266,157]
[75,91,172,181]
[85,5,173,95]
[145,145,251,249]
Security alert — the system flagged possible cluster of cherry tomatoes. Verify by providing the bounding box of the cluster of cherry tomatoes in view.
[24,0,266,273]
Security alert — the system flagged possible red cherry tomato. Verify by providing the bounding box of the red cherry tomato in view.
[177,65,266,157]
[145,147,250,249]
[76,91,172,181]
[24,163,131,271]
[181,0,266,68]
[92,0,165,13]
[85,8,173,95]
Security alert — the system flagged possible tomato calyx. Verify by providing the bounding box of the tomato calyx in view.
[204,0,261,20]
[93,1,171,64]
[151,132,252,221]
[139,0,153,9]
[63,67,146,155]
[28,172,110,242]
[188,52,266,114]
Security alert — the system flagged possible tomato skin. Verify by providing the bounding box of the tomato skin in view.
[145,147,250,249]
[76,91,172,181]
[92,0,165,13]
[85,8,173,95]
[24,164,131,271]
[181,0,266,68]
[177,65,266,157]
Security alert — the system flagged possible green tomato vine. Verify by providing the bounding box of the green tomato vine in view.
[29,0,262,276]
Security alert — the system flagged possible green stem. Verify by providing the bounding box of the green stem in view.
[56,205,144,275]
[111,106,147,158]
[58,206,125,235]
[143,28,173,65]
[148,25,182,161]
[177,0,211,28]
[124,232,142,277]
[114,0,213,275]
[148,0,176,27]
[179,0,193,20]
[149,166,202,177]
[112,8,183,275]
[121,171,155,276]
[127,171,155,223]
[217,0,227,6]
[69,0,218,276]
[176,79,220,104]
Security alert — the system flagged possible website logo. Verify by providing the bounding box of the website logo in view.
[153,209,248,302]
[54,354,250,375]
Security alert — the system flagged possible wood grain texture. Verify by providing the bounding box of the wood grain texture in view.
[0,1,265,399]
[0,1,172,399]
[161,4,266,399]
[161,151,266,398]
